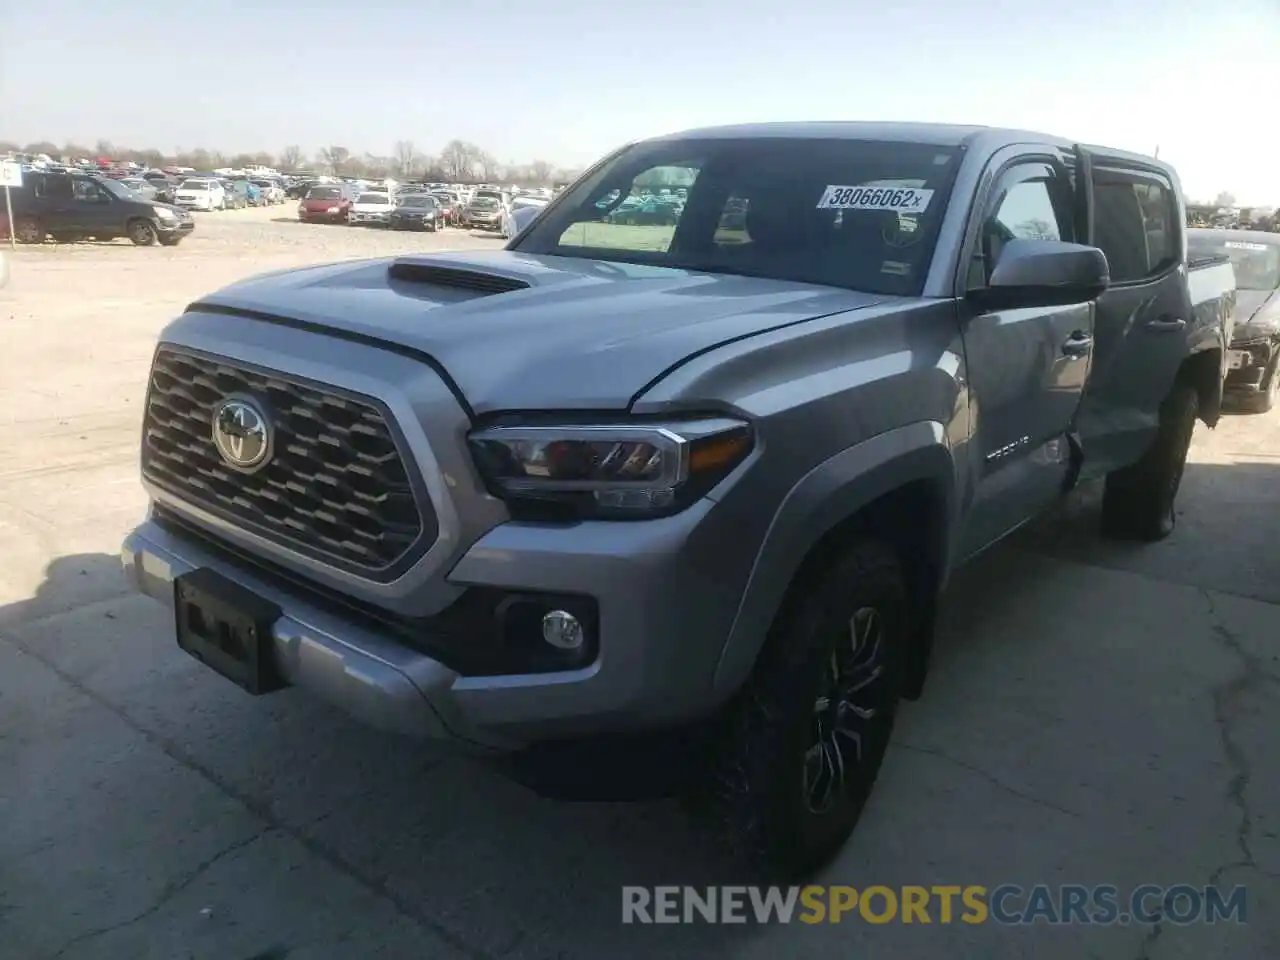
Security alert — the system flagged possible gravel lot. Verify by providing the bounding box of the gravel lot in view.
[1,204,1277,960]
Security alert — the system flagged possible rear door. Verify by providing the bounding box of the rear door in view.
[955,155,1095,558]
[1073,159,1189,475]
[30,173,76,230]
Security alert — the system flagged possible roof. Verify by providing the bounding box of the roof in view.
[647,121,1175,178]
[651,120,1084,148]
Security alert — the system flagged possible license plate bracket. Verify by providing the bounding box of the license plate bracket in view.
[174,568,285,695]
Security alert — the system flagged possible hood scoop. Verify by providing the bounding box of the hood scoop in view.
[387,259,530,296]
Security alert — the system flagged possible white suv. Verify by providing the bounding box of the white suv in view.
[174,178,226,211]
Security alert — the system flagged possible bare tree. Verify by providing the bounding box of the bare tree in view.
[393,140,419,177]
[320,145,351,174]
[528,160,554,185]
[1213,191,1236,208]
[475,150,501,182]
[280,145,304,171]
[94,139,115,157]
[439,140,474,181]
[1015,218,1055,240]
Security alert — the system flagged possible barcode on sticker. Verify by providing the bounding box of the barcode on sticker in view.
[818,185,934,213]
[1225,241,1268,251]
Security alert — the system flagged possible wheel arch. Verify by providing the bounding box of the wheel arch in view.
[1179,345,1223,428]
[712,421,957,702]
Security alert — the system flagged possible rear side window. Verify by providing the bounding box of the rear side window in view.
[34,175,74,201]
[1091,173,1177,283]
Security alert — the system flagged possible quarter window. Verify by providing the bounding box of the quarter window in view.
[970,175,1066,288]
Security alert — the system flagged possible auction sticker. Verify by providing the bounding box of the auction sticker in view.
[1225,241,1268,251]
[817,185,934,214]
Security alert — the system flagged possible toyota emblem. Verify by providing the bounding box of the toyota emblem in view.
[211,397,271,471]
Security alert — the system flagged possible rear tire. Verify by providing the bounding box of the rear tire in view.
[14,217,44,244]
[1100,381,1198,542]
[697,540,906,880]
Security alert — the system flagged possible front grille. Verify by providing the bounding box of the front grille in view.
[142,347,436,579]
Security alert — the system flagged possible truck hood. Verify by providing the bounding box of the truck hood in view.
[1230,288,1280,343]
[188,250,896,414]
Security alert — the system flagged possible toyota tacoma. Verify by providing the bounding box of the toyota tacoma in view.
[123,122,1236,878]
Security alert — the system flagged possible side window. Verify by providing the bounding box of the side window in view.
[558,163,698,254]
[35,176,74,201]
[72,179,107,203]
[969,173,1068,288]
[1092,173,1177,283]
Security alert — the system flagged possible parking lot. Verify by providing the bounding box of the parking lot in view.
[1,204,1277,959]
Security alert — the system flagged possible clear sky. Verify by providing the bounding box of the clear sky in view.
[4,0,1277,204]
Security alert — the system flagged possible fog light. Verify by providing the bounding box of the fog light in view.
[541,610,584,650]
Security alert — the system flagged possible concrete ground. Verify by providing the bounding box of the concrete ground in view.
[0,205,1276,959]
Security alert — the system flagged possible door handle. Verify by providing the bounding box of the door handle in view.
[1061,332,1093,357]
[1146,316,1186,332]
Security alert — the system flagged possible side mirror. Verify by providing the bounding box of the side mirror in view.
[968,238,1110,311]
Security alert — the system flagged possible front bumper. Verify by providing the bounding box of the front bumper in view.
[156,217,195,237]
[299,209,346,222]
[123,518,501,750]
[122,488,744,747]
[390,215,437,230]
[349,213,390,225]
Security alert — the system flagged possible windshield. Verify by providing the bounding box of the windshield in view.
[306,187,341,200]
[1188,233,1280,291]
[475,191,502,202]
[179,179,210,190]
[251,180,273,188]
[399,195,436,207]
[471,197,498,208]
[514,137,961,296]
[356,193,390,204]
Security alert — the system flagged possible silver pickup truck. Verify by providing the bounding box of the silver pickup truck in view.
[123,122,1236,879]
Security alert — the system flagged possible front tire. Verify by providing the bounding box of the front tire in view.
[1100,381,1198,541]
[700,540,906,880]
[128,220,158,246]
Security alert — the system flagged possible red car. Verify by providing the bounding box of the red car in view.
[298,184,354,223]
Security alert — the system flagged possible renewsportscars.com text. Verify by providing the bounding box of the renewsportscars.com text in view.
[621,884,1248,925]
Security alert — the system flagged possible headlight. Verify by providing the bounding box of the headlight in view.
[153,206,176,219]
[468,418,753,519]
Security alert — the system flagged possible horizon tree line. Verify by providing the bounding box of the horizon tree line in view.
[0,138,581,186]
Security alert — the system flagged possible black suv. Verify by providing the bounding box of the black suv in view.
[7,171,195,246]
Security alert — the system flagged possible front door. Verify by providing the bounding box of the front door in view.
[70,179,120,238]
[957,161,1095,559]
[1073,162,1189,476]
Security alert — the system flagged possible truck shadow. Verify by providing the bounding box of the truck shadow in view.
[4,456,1277,956]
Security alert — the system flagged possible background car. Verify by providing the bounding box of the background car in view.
[500,195,548,239]
[463,195,503,231]
[118,177,158,202]
[430,191,460,225]
[297,184,355,223]
[347,191,394,226]
[389,193,441,232]
[221,180,250,208]
[173,177,226,211]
